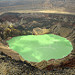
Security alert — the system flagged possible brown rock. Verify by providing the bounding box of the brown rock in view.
[33,27,50,35]
[0,46,24,61]
[35,60,47,69]
[0,37,2,41]
[50,24,72,37]
[59,27,72,37]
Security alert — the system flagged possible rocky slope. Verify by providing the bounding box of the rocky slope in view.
[0,51,75,75]
[0,13,75,75]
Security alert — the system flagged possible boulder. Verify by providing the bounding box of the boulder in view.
[33,27,50,35]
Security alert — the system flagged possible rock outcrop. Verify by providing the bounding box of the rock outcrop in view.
[0,45,24,61]
[33,27,50,35]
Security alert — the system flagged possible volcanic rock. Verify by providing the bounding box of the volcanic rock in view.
[33,27,50,35]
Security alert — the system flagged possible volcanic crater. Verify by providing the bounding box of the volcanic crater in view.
[0,12,75,74]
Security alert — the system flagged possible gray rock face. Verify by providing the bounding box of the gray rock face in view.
[50,24,73,37]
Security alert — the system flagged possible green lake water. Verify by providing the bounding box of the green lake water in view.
[7,34,73,62]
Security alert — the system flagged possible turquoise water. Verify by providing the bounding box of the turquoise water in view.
[7,34,73,62]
